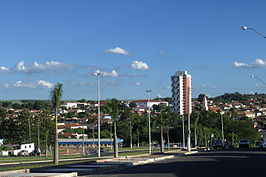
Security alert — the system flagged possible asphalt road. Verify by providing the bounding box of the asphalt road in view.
[90,149,266,177]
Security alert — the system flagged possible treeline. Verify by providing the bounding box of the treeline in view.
[0,100,50,110]
[212,92,266,103]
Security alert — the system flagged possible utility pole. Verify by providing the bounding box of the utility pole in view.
[28,116,32,142]
[82,121,85,155]
[182,114,185,148]
[97,72,101,157]
[221,113,224,141]
[37,118,40,153]
[187,87,191,152]
[146,90,152,154]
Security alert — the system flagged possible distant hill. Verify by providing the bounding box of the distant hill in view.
[212,92,266,102]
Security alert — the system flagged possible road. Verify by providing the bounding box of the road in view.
[90,149,266,177]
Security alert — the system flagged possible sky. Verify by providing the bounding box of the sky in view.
[0,0,265,100]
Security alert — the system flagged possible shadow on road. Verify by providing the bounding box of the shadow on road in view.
[93,149,266,177]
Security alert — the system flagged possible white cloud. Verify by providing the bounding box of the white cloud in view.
[17,61,26,72]
[102,70,118,77]
[233,58,266,69]
[68,80,94,87]
[37,80,53,88]
[157,94,162,98]
[160,50,166,55]
[3,83,9,88]
[105,47,130,55]
[12,60,75,74]
[201,84,216,88]
[94,70,118,77]
[0,66,10,72]
[131,61,149,70]
[12,80,53,89]
[135,82,141,86]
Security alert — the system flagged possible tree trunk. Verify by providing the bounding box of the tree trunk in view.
[114,121,118,158]
[54,109,58,165]
[194,125,197,148]
[137,128,140,147]
[160,125,164,153]
[92,127,95,148]
[130,122,132,149]
[45,130,48,157]
[167,127,170,151]
[194,114,199,148]
[110,123,113,150]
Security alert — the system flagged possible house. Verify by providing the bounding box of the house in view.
[12,143,35,156]
[63,101,78,109]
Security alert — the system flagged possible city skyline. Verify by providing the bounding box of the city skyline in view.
[0,0,265,100]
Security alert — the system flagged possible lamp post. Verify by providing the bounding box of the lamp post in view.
[146,89,152,154]
[221,113,224,141]
[241,26,266,38]
[187,87,191,152]
[96,71,101,157]
[250,75,266,85]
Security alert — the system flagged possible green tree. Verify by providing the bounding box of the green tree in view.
[51,83,63,165]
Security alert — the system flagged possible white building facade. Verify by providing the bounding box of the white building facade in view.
[133,100,168,109]
[171,70,192,115]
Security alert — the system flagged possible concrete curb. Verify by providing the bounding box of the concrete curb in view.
[0,169,30,175]
[184,151,199,155]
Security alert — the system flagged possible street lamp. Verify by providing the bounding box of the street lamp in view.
[146,89,152,154]
[241,26,266,38]
[250,74,266,85]
[187,87,191,152]
[96,71,101,157]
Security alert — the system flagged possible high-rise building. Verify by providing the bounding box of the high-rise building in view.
[171,70,192,115]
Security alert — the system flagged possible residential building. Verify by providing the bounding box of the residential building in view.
[132,100,168,109]
[171,70,192,115]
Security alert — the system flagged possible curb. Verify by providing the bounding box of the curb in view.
[184,151,199,155]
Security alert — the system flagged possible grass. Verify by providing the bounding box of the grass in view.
[0,154,84,163]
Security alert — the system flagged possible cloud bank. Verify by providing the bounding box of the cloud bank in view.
[0,60,75,74]
[233,59,266,69]
[5,80,54,89]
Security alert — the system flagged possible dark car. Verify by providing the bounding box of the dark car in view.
[100,148,105,152]
[29,150,41,156]
[239,139,249,148]
[212,140,225,149]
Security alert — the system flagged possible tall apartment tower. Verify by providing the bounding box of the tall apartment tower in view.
[171,70,192,115]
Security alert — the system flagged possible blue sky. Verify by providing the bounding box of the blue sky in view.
[0,0,265,100]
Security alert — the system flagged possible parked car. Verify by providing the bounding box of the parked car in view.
[29,150,41,156]
[239,139,249,148]
[18,150,29,156]
[212,139,225,149]
[100,147,105,152]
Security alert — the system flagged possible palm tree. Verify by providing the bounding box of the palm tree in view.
[51,83,63,165]
[108,98,119,158]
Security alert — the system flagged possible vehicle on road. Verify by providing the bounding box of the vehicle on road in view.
[29,150,41,156]
[100,147,105,152]
[18,150,29,156]
[239,139,249,148]
[212,139,225,149]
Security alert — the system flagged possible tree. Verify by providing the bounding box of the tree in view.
[198,94,206,102]
[51,83,63,165]
[129,102,137,109]
[108,98,119,158]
